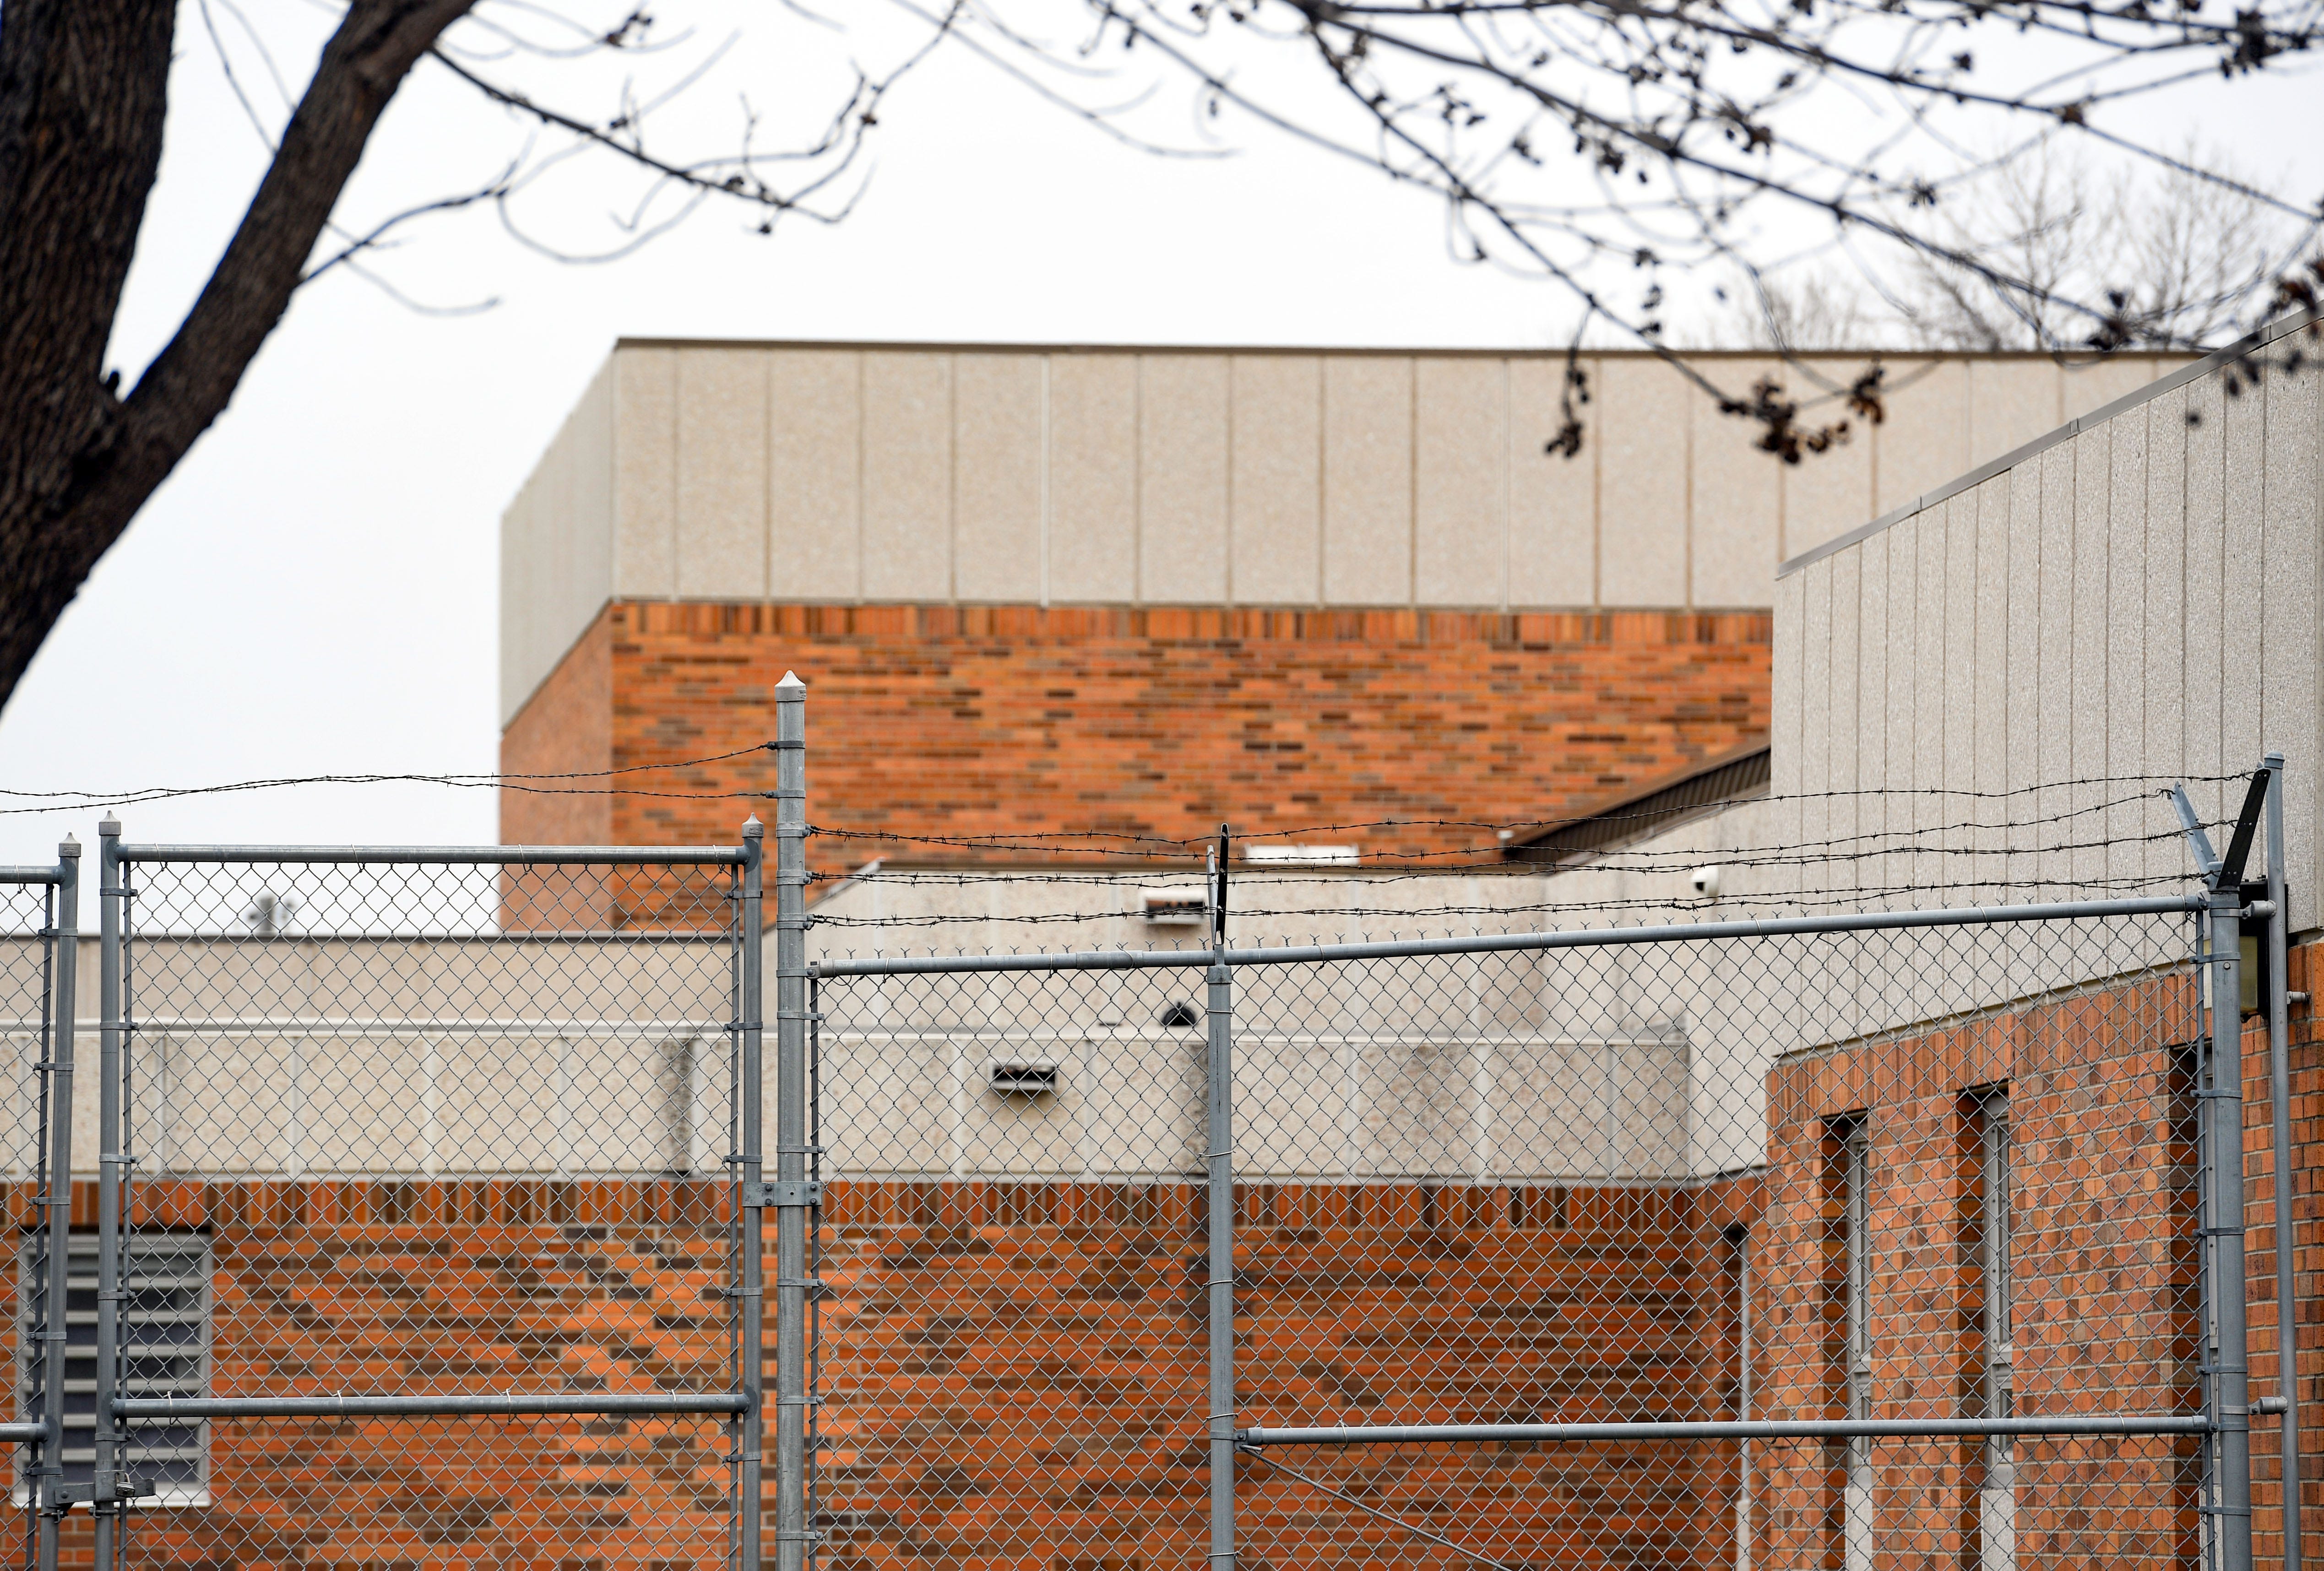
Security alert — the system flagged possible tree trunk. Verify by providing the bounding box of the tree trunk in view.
[0,0,475,712]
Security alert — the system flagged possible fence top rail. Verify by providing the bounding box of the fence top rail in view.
[0,866,61,886]
[812,894,2207,977]
[116,844,749,867]
[1238,1414,2210,1444]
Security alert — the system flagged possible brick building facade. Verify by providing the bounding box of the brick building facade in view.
[501,601,1773,871]
[496,342,2182,870]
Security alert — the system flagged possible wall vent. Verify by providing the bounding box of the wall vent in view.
[987,1057,1061,1095]
[1140,888,1208,925]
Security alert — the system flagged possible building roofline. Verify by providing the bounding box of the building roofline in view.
[609,335,2195,363]
[1505,740,1772,863]
[1777,308,2324,581]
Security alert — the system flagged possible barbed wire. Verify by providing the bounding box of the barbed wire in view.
[806,793,2223,884]
[0,757,2251,857]
[805,773,2251,858]
[809,887,2199,931]
[0,742,781,817]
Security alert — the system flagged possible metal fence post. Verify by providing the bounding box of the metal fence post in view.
[2210,878,2256,1571]
[773,673,811,1571]
[36,840,78,1571]
[740,815,766,1571]
[92,819,125,1571]
[1207,831,1235,1571]
[2264,753,2300,1571]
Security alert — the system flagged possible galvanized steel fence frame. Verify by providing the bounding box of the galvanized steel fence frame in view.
[796,701,2300,1571]
[0,686,2299,1571]
[4,846,82,1571]
[3,822,775,1571]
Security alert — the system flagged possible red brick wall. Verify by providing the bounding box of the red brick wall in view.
[498,601,1774,869]
[1757,974,2207,1571]
[18,949,2309,1570]
[5,1175,1758,1571]
[815,1176,1760,1571]
[501,614,614,848]
[7,1179,739,1571]
[2252,941,2324,1571]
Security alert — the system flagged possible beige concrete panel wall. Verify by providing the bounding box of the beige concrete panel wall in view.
[1972,478,2010,890]
[2221,370,2268,785]
[1771,571,1806,802]
[1049,353,1139,602]
[612,346,678,597]
[860,351,954,600]
[1692,361,1782,607]
[821,1035,948,1174]
[1507,357,1596,608]
[1413,358,1506,607]
[1884,514,1920,891]
[501,354,618,726]
[1139,355,1231,603]
[1776,335,2319,927]
[1968,360,2061,468]
[1911,508,1948,892]
[1779,359,1877,558]
[674,348,769,598]
[2184,371,2227,788]
[1827,549,1862,901]
[953,353,1044,602]
[768,348,863,600]
[1941,493,1978,876]
[2068,429,2109,888]
[1237,1037,1351,1178]
[2035,444,2076,834]
[2264,367,2322,926]
[504,346,2219,720]
[1876,360,1971,518]
[2104,412,2150,894]
[570,359,616,632]
[1322,357,1414,604]
[1229,355,1322,605]
[2004,462,2043,811]
[1854,531,1889,897]
[2142,391,2187,889]
[1797,551,1831,903]
[1595,358,1688,606]
[2119,413,2147,897]
[2063,356,2163,421]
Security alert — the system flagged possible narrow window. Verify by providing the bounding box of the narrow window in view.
[1966,1088,2014,1571]
[1729,1223,1754,1571]
[1825,1114,1873,1571]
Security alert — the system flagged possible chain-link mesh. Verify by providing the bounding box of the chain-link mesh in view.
[1,877,58,1569]
[111,854,748,1570]
[811,906,2213,1571]
[811,961,1226,1571]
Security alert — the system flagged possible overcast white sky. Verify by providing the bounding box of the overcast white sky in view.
[0,0,2314,863]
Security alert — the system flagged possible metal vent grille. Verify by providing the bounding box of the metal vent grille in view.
[19,1234,211,1506]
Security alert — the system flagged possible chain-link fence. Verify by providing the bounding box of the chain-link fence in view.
[0,694,2296,1571]
[796,749,2290,1571]
[4,850,81,1571]
[69,832,766,1571]
[808,898,2243,1571]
